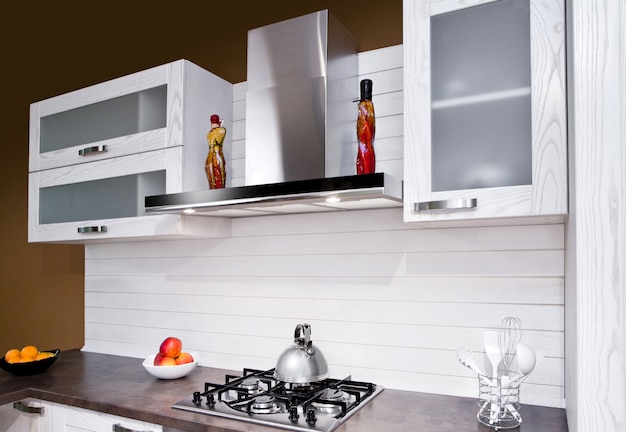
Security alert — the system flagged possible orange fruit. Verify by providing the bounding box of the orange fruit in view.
[20,345,39,360]
[35,352,53,360]
[4,348,21,363]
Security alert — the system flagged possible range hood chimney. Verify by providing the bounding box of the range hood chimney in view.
[246,9,356,184]
[145,10,402,218]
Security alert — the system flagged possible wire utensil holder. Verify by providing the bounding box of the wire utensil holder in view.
[477,373,522,430]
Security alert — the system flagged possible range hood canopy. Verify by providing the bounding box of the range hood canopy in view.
[145,173,402,218]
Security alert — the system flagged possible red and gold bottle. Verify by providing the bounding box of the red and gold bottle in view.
[205,114,227,189]
[356,79,376,175]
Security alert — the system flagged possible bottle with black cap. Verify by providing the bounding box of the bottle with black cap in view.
[356,79,376,175]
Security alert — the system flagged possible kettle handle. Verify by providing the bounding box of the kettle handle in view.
[294,323,312,345]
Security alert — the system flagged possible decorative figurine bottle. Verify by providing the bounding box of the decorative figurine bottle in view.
[356,79,376,175]
[205,114,227,189]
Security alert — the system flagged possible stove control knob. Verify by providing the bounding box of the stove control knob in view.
[289,406,300,422]
[207,394,216,408]
[192,392,202,405]
[306,409,317,425]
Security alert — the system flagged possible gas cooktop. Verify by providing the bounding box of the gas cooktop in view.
[172,367,384,432]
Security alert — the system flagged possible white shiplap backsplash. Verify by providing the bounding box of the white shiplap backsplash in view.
[83,46,565,409]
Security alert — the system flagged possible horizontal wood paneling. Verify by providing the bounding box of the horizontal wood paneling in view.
[84,211,565,408]
[230,82,246,186]
[82,47,565,409]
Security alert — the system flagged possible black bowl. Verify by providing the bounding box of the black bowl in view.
[0,349,60,376]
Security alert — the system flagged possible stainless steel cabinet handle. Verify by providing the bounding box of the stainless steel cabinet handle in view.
[415,198,478,211]
[13,401,44,415]
[79,144,108,156]
[112,423,152,432]
[77,226,108,233]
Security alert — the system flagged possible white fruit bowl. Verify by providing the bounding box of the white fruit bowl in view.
[142,352,199,379]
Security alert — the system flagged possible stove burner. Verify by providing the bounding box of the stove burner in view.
[320,388,348,401]
[240,377,260,393]
[248,394,282,414]
[291,382,314,391]
[310,389,350,416]
[252,395,275,410]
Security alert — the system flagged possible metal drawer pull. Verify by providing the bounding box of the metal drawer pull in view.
[13,401,44,415]
[112,424,152,432]
[77,226,108,233]
[415,198,478,211]
[79,144,108,156]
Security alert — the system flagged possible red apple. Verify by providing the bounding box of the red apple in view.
[153,353,176,366]
[175,352,194,365]
[159,337,182,358]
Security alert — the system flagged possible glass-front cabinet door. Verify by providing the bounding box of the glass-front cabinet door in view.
[403,0,567,223]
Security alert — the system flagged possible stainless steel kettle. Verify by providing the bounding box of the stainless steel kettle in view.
[273,323,329,383]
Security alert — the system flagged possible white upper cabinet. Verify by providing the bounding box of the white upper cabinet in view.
[28,60,233,243]
[403,0,567,223]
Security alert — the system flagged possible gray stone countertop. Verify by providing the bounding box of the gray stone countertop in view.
[0,350,568,432]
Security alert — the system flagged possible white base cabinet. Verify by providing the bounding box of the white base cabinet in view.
[28,59,233,243]
[49,402,162,432]
[0,399,162,432]
[0,400,49,432]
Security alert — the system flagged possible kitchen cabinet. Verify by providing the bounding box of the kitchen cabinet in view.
[402,0,567,223]
[28,59,233,243]
[48,402,162,432]
[0,399,50,432]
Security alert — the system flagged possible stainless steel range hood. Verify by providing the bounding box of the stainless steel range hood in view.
[145,10,403,218]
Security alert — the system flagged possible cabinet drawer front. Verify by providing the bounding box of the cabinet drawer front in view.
[27,146,228,243]
[29,63,175,172]
[59,403,162,432]
[29,149,172,242]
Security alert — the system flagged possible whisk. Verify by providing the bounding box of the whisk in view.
[498,316,522,376]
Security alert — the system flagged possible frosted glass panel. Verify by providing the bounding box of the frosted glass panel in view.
[430,0,531,192]
[40,85,167,153]
[39,171,166,224]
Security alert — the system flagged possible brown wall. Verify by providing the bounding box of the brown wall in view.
[0,1,401,354]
